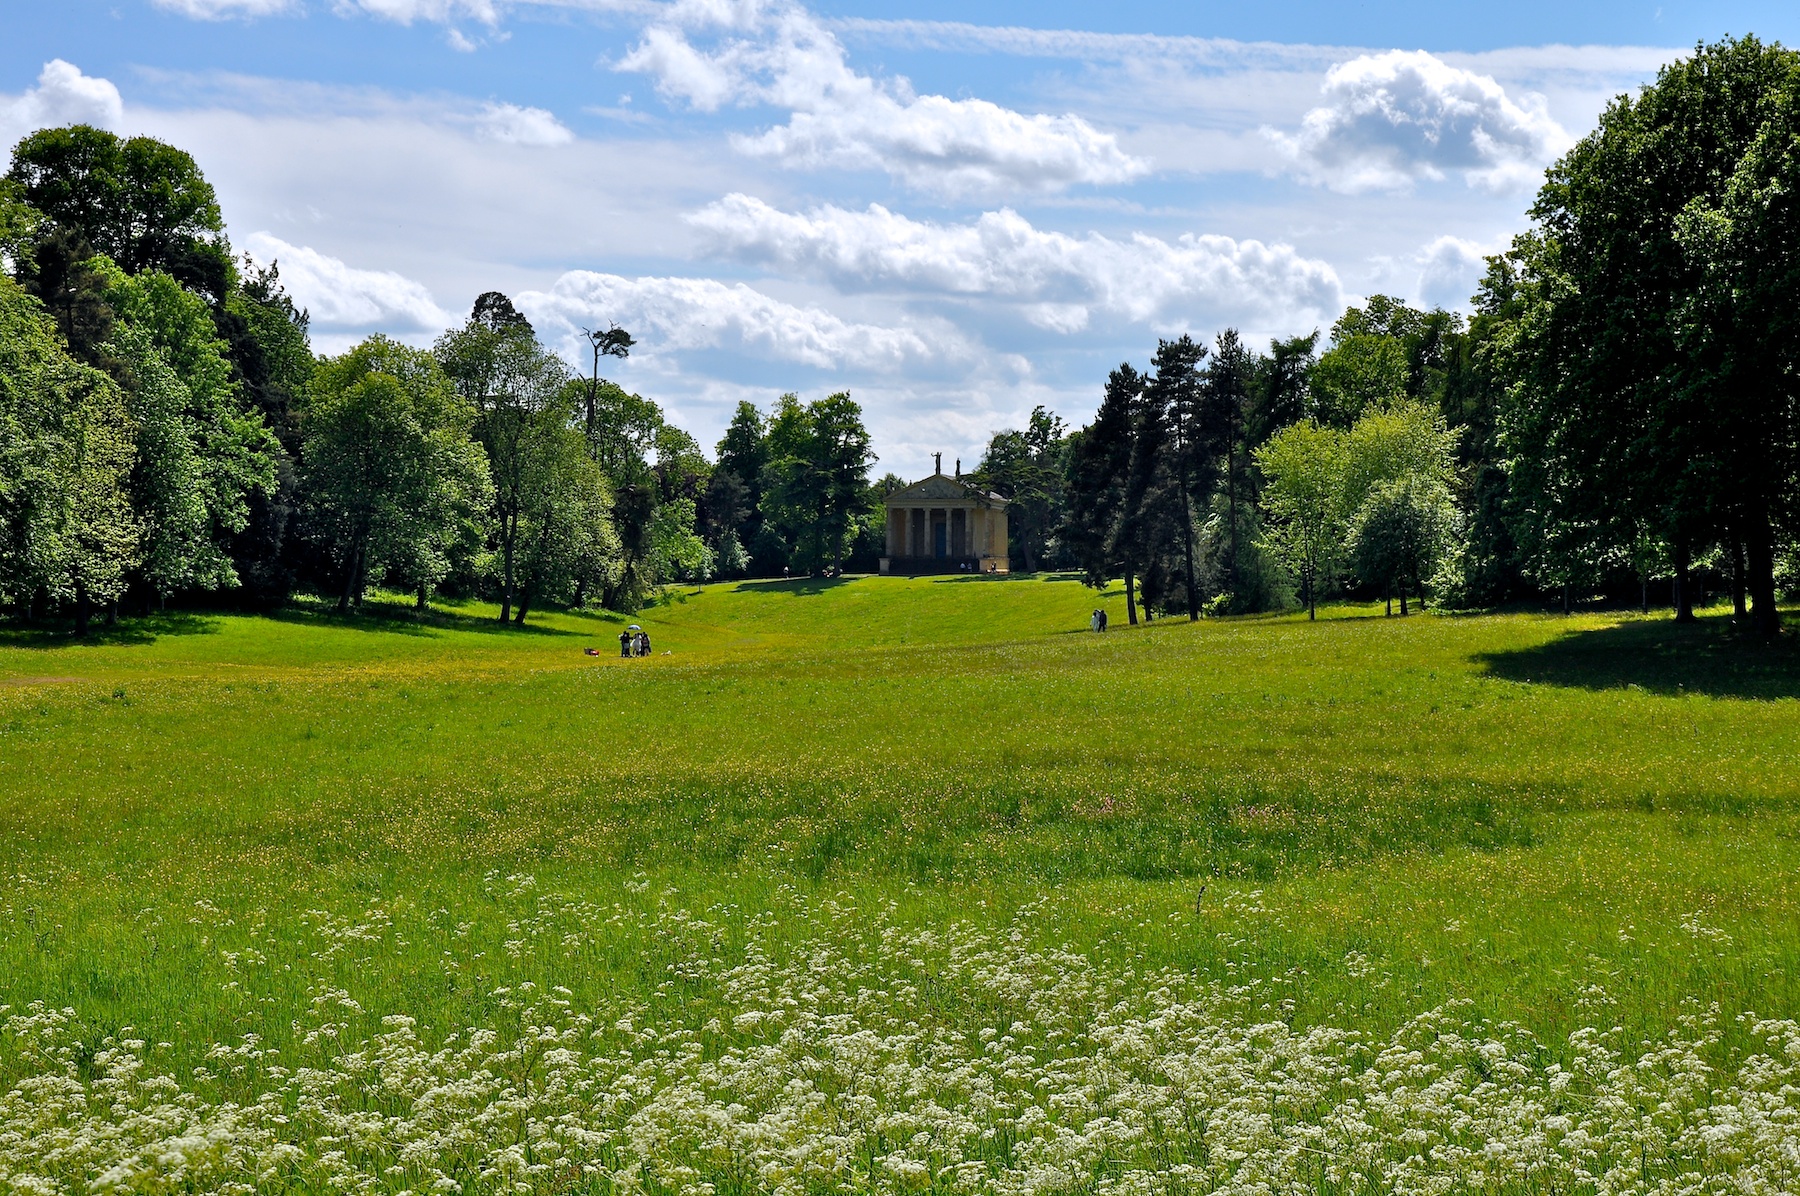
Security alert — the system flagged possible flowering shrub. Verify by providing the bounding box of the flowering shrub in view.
[4,892,1798,1195]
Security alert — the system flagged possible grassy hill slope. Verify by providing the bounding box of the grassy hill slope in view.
[3,578,1799,1190]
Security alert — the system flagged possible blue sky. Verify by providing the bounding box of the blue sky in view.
[6,1,1797,472]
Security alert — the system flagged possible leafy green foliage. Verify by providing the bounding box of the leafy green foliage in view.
[972,405,1068,573]
[0,275,139,621]
[303,337,492,611]
[1492,36,1800,632]
[759,391,874,575]
[7,124,233,302]
[1255,419,1347,617]
[434,298,584,622]
[1350,474,1458,613]
[101,263,279,592]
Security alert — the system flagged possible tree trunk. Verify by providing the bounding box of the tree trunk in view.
[416,583,429,612]
[1125,569,1139,626]
[1226,440,1239,599]
[514,588,532,625]
[1385,581,1392,617]
[499,515,516,624]
[1747,511,1781,638]
[1674,542,1696,623]
[105,600,117,627]
[1562,579,1571,616]
[1400,581,1409,617]
[1731,534,1748,621]
[74,581,90,636]
[1179,474,1199,622]
[1641,573,1649,615]
[352,550,368,609]
[336,543,360,614]
[1306,568,1316,621]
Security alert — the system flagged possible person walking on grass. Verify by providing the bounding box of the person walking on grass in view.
[1098,608,1108,632]
[639,630,652,656]
[1091,609,1101,632]
[619,629,632,658]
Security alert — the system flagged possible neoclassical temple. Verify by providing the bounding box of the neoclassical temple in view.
[880,454,1009,575]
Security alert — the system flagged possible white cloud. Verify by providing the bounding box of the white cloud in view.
[1415,235,1493,310]
[520,271,948,372]
[333,0,500,24]
[617,1,1146,197]
[1,60,124,147]
[476,102,573,145]
[243,231,452,330]
[153,0,298,16]
[1269,50,1570,193]
[688,193,1343,332]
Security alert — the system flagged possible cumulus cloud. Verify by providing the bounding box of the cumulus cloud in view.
[243,232,451,330]
[1415,235,1493,310]
[618,1,1146,196]
[520,271,947,372]
[1,60,124,147]
[688,192,1343,332]
[1270,50,1569,193]
[476,102,573,145]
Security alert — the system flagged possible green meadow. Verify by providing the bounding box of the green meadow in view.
[4,578,1800,1191]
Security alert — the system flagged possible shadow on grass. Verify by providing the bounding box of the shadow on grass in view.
[0,612,222,650]
[1476,616,1800,700]
[730,577,854,596]
[272,598,581,639]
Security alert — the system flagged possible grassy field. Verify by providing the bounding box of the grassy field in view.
[4,577,1799,1192]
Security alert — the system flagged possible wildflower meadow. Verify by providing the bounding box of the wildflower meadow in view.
[4,577,1799,1193]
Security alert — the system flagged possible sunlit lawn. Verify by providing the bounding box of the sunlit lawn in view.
[3,575,1798,1088]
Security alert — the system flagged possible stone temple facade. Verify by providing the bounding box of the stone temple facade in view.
[879,455,1009,575]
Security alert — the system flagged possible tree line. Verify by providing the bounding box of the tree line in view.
[968,36,1800,635]
[0,124,886,629]
[8,36,1797,635]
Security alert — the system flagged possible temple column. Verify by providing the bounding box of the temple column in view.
[915,507,925,557]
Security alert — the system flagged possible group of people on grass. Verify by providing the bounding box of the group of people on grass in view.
[619,629,653,657]
[1089,608,1109,633]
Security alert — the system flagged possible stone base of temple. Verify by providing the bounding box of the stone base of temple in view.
[880,556,1009,576]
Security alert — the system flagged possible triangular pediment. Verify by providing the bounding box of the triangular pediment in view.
[886,474,1004,504]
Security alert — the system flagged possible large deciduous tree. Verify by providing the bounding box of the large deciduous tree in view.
[972,405,1068,574]
[101,262,279,600]
[1496,36,1799,634]
[8,125,234,302]
[1674,57,1800,636]
[0,275,139,630]
[760,392,873,576]
[303,337,492,613]
[434,293,577,623]
[1254,420,1347,620]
